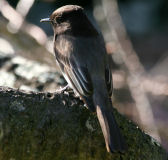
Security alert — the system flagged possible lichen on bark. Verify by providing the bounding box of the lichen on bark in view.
[0,86,167,160]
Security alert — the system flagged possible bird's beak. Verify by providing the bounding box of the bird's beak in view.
[40,18,51,23]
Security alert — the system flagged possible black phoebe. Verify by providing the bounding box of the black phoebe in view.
[41,5,126,153]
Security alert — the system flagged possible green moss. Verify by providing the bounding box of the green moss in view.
[0,87,167,160]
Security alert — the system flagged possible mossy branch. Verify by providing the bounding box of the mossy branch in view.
[0,86,167,160]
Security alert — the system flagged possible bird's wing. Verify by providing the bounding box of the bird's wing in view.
[54,35,111,111]
[105,67,113,97]
[64,62,93,96]
[54,46,93,95]
[54,47,95,111]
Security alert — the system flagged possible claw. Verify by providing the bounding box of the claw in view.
[56,85,70,93]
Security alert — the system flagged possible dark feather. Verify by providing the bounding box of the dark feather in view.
[105,68,113,97]
[48,5,126,153]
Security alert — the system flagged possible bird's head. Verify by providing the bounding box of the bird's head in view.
[40,5,98,36]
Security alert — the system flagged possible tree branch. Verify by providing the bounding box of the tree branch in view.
[0,86,167,160]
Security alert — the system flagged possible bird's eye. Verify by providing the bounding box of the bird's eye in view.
[56,16,62,24]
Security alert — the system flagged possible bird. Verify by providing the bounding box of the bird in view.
[40,5,126,153]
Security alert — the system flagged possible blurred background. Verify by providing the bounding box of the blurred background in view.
[0,0,168,151]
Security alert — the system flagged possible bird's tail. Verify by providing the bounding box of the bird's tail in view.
[96,105,126,153]
[93,84,126,153]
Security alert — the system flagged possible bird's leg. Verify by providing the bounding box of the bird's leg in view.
[56,85,72,93]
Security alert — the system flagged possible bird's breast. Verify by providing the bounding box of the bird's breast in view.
[54,34,73,57]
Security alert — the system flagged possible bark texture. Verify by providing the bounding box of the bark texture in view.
[0,86,167,160]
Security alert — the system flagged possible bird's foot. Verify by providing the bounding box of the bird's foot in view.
[55,85,72,94]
